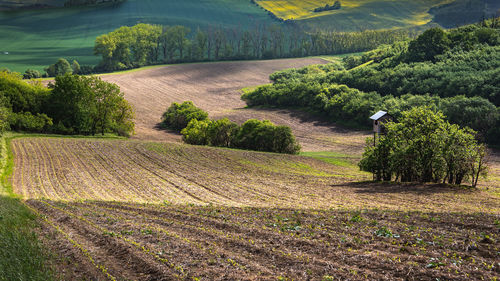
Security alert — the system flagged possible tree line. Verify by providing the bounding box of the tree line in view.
[92,23,411,72]
[161,101,300,154]
[314,1,341,13]
[0,71,134,136]
[242,22,500,145]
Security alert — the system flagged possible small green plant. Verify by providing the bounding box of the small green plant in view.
[322,275,335,281]
[375,226,394,238]
[103,231,117,237]
[350,212,363,223]
[141,229,153,235]
[426,258,446,268]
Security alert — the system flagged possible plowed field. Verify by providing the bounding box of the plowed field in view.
[11,137,500,280]
[101,58,370,153]
[27,199,500,280]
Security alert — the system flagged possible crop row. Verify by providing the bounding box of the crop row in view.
[28,199,500,281]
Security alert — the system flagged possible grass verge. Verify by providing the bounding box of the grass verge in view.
[0,134,54,281]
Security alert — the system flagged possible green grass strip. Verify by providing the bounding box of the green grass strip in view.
[0,135,55,281]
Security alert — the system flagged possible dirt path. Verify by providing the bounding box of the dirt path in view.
[102,58,370,153]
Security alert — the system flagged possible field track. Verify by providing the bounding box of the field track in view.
[101,58,370,153]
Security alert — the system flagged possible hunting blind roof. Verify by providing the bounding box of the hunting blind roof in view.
[370,111,389,121]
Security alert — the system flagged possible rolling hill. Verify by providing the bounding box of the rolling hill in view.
[0,0,275,72]
[255,0,499,31]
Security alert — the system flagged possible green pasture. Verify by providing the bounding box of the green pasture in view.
[0,0,275,72]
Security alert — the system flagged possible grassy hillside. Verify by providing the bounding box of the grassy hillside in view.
[0,0,275,72]
[256,0,452,29]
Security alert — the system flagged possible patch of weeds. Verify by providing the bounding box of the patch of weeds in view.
[426,258,446,268]
[375,226,399,238]
[141,229,153,235]
[103,231,117,237]
[267,215,302,232]
[322,275,335,281]
[350,212,363,223]
[120,230,134,235]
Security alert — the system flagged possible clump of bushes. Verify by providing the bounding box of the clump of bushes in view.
[162,101,300,154]
[160,101,209,131]
[359,107,487,187]
[314,1,341,13]
[0,71,135,136]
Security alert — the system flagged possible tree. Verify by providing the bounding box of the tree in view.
[194,28,208,61]
[47,74,134,136]
[359,107,488,186]
[181,119,211,145]
[207,118,238,147]
[23,69,41,79]
[406,27,450,62]
[45,58,72,77]
[71,60,81,74]
[161,101,208,131]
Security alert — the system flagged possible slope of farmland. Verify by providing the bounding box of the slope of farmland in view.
[26,199,500,280]
[12,137,500,212]
[255,0,459,31]
[0,0,274,72]
[101,58,370,153]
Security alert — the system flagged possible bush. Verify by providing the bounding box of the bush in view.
[8,112,53,132]
[181,119,211,145]
[46,74,134,136]
[44,58,72,77]
[23,69,41,79]
[178,108,301,154]
[161,101,208,131]
[234,119,300,154]
[207,118,239,147]
[359,107,487,186]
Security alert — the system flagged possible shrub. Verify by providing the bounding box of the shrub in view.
[234,119,300,154]
[8,112,53,132]
[181,119,211,145]
[161,101,208,131]
[179,114,300,154]
[23,69,41,79]
[359,107,487,186]
[44,58,72,77]
[207,118,239,147]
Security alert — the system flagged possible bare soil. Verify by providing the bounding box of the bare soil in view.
[101,58,370,153]
[13,137,499,213]
[26,199,500,281]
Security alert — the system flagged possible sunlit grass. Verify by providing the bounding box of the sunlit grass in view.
[256,0,452,30]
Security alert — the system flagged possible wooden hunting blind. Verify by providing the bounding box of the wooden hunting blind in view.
[370,111,393,135]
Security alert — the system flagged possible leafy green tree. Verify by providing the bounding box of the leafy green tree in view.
[234,119,300,154]
[207,118,239,147]
[181,119,212,145]
[161,101,208,131]
[47,74,134,136]
[406,27,451,62]
[194,28,208,61]
[23,69,41,79]
[8,112,52,132]
[45,58,73,77]
[0,70,50,113]
[359,107,488,186]
[0,106,10,134]
[71,60,81,74]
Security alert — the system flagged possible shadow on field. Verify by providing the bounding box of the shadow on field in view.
[333,182,477,194]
